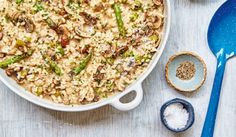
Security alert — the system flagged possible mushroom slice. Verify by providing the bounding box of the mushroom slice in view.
[61,0,80,15]
[24,17,35,33]
[146,15,163,29]
[6,12,35,33]
[0,25,3,40]
[74,26,95,38]
[115,46,129,57]
[153,0,162,6]
[61,0,71,14]
[56,25,69,35]
[56,25,71,47]
[0,32,3,40]
[94,4,104,12]
[0,52,6,58]
[6,12,21,25]
[93,73,105,81]
[153,16,163,29]
[79,12,97,26]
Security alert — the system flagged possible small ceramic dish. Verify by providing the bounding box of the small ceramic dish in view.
[160,98,195,132]
[165,52,207,92]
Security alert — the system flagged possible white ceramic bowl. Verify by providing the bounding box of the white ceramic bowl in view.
[0,0,171,112]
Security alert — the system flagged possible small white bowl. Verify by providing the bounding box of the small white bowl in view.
[165,52,207,92]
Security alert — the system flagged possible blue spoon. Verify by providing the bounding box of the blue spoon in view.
[201,0,236,137]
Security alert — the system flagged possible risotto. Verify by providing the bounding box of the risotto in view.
[0,0,164,105]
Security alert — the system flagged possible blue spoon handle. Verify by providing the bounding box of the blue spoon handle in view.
[201,57,226,137]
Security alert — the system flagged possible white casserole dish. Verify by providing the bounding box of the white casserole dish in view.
[0,0,171,112]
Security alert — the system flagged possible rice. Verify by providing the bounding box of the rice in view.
[0,0,164,105]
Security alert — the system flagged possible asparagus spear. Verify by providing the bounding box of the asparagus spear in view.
[34,1,44,13]
[73,52,92,75]
[45,17,57,30]
[16,0,24,5]
[48,60,62,76]
[112,3,126,37]
[42,54,62,76]
[0,49,34,68]
[56,43,65,56]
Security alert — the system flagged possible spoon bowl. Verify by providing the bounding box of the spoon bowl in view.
[201,0,236,137]
[208,0,236,59]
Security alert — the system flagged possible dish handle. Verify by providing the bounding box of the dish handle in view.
[110,83,143,111]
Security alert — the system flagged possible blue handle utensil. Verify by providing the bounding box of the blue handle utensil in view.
[201,0,236,137]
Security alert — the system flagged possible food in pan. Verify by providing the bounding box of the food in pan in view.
[0,0,164,105]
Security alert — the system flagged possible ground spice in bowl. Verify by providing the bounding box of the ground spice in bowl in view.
[165,52,207,92]
[176,61,196,80]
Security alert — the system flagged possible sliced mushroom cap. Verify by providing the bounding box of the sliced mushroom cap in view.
[79,12,97,26]
[61,0,66,5]
[5,68,17,77]
[6,12,21,25]
[0,32,3,40]
[74,26,95,38]
[83,0,90,4]
[115,46,129,57]
[61,0,81,15]
[56,25,70,47]
[56,25,69,35]
[0,25,3,40]
[153,0,162,6]
[97,65,104,72]
[6,12,35,33]
[24,17,35,33]
[93,95,100,102]
[61,0,70,14]
[93,73,105,81]
[153,16,163,29]
[94,4,104,12]
[0,52,6,58]
[146,15,163,29]
[58,8,67,16]
[0,24,3,40]
[80,45,90,54]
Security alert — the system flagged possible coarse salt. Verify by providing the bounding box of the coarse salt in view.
[164,103,189,130]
